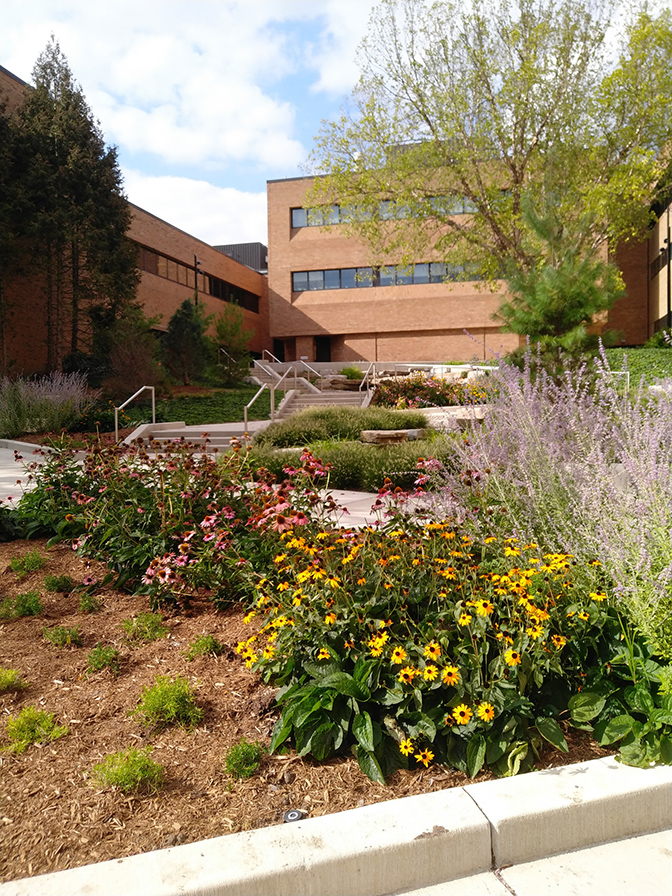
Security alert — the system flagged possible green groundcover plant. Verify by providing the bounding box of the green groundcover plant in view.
[184,634,225,661]
[0,668,29,693]
[91,747,165,793]
[133,676,204,731]
[10,550,46,578]
[0,591,43,618]
[43,625,82,648]
[225,738,265,779]
[4,706,68,753]
[86,644,121,675]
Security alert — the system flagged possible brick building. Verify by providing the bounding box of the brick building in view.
[1,59,668,373]
[0,64,269,375]
[267,174,655,364]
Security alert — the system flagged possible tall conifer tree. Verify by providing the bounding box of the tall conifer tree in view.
[11,38,137,373]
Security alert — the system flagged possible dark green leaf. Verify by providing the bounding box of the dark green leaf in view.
[353,711,375,753]
[660,736,672,765]
[318,672,370,701]
[356,747,386,785]
[535,717,568,752]
[467,734,486,778]
[625,685,654,715]
[307,722,337,761]
[568,692,606,723]
[269,714,293,754]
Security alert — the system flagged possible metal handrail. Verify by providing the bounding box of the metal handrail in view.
[243,382,268,432]
[268,367,292,422]
[262,349,282,363]
[296,359,326,391]
[115,386,155,442]
[359,362,374,393]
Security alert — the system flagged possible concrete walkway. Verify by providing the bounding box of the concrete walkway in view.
[0,440,51,506]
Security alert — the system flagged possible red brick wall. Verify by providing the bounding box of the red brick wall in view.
[610,239,649,345]
[128,206,270,356]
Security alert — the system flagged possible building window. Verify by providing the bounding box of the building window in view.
[291,207,308,228]
[292,263,480,292]
[134,241,260,313]
[291,205,340,228]
[290,196,480,228]
[208,275,260,313]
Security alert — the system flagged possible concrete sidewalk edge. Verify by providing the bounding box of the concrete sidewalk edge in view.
[2,757,671,896]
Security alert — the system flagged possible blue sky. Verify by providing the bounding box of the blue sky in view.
[0,0,378,244]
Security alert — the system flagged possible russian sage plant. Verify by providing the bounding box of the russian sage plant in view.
[438,347,672,658]
[0,372,96,438]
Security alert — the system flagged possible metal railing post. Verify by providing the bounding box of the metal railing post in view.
[115,386,156,443]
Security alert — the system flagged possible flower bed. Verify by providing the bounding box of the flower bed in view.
[3,431,670,788]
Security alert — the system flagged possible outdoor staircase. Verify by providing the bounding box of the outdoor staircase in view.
[275,388,368,420]
[122,368,370,451]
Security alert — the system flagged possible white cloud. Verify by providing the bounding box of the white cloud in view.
[122,169,268,246]
[307,0,378,96]
[1,1,373,172]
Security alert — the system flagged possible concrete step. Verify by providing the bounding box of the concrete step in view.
[276,390,367,420]
[124,420,270,450]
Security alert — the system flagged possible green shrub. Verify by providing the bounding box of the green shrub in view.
[250,436,457,492]
[0,667,29,693]
[122,611,168,644]
[4,706,68,753]
[73,399,132,433]
[43,624,82,648]
[44,574,75,593]
[339,365,364,380]
[185,634,225,661]
[0,591,43,618]
[133,675,204,730]
[87,644,120,674]
[225,738,265,779]
[10,550,46,578]
[78,591,102,614]
[91,747,165,793]
[254,406,428,449]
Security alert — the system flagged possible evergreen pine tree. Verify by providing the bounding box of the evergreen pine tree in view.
[10,37,138,373]
[165,299,212,386]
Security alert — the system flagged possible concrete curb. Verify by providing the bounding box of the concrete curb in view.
[2,757,671,896]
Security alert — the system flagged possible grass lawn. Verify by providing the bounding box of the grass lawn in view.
[125,387,280,428]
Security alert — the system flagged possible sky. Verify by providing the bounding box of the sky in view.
[0,0,379,246]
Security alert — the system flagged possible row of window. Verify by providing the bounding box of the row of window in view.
[208,275,259,314]
[136,244,259,313]
[292,262,479,293]
[290,195,485,229]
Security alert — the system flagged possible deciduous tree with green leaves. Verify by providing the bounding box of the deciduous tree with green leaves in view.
[308,0,672,346]
[213,303,254,385]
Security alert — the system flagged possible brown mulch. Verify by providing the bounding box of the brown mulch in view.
[0,543,615,883]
